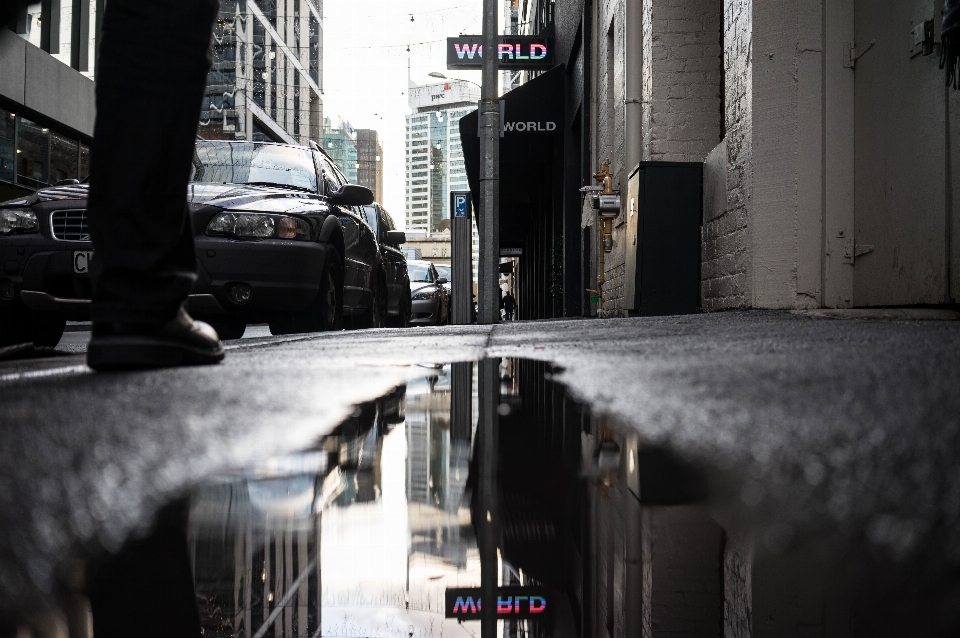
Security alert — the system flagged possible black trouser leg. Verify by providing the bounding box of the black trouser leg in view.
[87,0,219,325]
[86,499,201,638]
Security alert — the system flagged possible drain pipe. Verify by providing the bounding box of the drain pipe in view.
[625,0,643,171]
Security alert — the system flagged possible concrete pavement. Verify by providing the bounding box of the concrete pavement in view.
[1,311,959,619]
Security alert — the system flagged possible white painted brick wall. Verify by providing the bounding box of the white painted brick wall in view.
[646,0,723,163]
[701,0,753,311]
[597,0,628,317]
[650,506,724,637]
[600,0,722,316]
[722,528,753,638]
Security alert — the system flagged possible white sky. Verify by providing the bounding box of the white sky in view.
[320,0,488,228]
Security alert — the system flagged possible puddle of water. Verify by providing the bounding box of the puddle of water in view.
[14,358,957,637]
[187,360,591,638]
[189,364,491,638]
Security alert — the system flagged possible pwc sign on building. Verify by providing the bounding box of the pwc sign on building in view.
[444,587,551,620]
[447,36,555,70]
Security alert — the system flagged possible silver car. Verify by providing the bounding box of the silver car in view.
[407,260,449,326]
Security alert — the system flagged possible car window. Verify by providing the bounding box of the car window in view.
[363,205,379,234]
[408,263,434,282]
[435,265,451,280]
[381,208,394,232]
[332,163,350,186]
[316,154,343,195]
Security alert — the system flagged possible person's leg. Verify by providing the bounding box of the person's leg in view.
[86,0,223,369]
[88,0,217,324]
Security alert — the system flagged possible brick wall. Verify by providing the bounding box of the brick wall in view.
[646,0,723,162]
[599,0,722,316]
[650,507,723,637]
[597,0,628,317]
[722,527,753,638]
[701,0,753,310]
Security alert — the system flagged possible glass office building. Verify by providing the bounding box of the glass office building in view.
[404,81,480,234]
[0,109,90,193]
[405,80,480,283]
[322,118,358,184]
[1,0,323,201]
[198,0,324,145]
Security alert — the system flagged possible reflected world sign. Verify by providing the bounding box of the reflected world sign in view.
[447,36,555,70]
[445,587,551,620]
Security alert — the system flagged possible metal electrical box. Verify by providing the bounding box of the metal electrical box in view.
[623,162,703,315]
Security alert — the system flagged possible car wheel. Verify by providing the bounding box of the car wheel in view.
[387,284,411,328]
[0,305,29,347]
[268,316,295,336]
[293,247,343,333]
[354,272,386,329]
[208,320,246,340]
[0,306,64,348]
[29,314,66,348]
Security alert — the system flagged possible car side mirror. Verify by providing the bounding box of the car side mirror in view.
[384,230,406,245]
[436,277,448,285]
[328,184,374,206]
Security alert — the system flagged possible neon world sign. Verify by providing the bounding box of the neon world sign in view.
[445,587,552,620]
[447,36,555,70]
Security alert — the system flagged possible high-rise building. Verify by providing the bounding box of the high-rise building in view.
[1,1,324,202]
[321,117,358,184]
[198,0,324,145]
[502,0,522,93]
[1,5,98,201]
[405,79,480,281]
[355,129,383,204]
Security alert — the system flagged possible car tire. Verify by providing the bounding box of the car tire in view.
[0,306,64,348]
[0,305,29,347]
[208,320,246,340]
[30,315,66,348]
[354,271,386,330]
[292,247,344,333]
[387,283,411,328]
[268,316,295,336]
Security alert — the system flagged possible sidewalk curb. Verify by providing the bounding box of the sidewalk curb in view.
[792,308,960,321]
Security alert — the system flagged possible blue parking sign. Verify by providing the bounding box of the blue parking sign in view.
[454,194,469,218]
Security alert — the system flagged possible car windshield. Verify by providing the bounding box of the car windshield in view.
[408,263,434,282]
[435,265,451,280]
[189,142,318,192]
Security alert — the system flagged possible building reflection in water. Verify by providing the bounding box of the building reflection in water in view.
[188,365,485,638]
[78,357,960,638]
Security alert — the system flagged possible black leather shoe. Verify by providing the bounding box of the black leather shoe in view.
[87,307,225,371]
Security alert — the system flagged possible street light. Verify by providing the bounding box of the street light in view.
[427,72,481,90]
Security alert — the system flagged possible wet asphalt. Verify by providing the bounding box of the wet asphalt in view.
[1,310,959,617]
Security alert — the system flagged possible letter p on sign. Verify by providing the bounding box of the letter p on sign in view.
[455,194,468,218]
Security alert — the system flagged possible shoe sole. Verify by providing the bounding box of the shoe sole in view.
[87,336,225,371]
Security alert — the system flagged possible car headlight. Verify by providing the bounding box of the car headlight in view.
[412,289,436,301]
[206,212,311,240]
[0,209,38,235]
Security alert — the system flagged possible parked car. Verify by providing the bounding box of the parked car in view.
[363,203,411,327]
[407,259,449,326]
[0,140,385,345]
[434,264,452,296]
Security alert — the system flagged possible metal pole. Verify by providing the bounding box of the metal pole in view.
[478,0,500,324]
[478,358,500,638]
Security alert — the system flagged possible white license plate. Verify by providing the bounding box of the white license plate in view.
[73,250,93,274]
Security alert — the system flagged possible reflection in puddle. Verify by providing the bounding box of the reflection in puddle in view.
[190,365,488,638]
[184,358,960,638]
